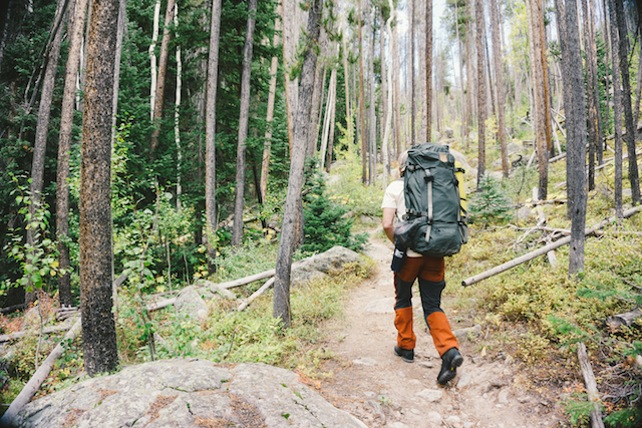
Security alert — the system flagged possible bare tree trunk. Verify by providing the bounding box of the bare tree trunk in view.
[475,0,486,189]
[282,0,304,152]
[150,0,176,155]
[409,0,415,144]
[465,0,475,149]
[490,0,508,177]
[274,0,323,328]
[382,0,395,187]
[609,0,623,219]
[174,3,182,210]
[614,0,641,205]
[80,0,120,375]
[27,0,67,304]
[205,0,222,274]
[564,0,588,275]
[149,0,160,120]
[454,1,466,144]
[425,0,432,141]
[320,68,337,171]
[527,0,549,200]
[260,12,281,203]
[231,0,258,247]
[358,0,367,183]
[582,0,599,190]
[368,16,377,184]
[57,0,89,309]
[393,16,402,155]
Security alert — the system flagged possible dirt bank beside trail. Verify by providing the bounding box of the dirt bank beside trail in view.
[317,233,564,428]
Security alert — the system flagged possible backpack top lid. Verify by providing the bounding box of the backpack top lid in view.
[403,142,460,221]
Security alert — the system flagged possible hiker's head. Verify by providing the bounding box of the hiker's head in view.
[398,150,409,176]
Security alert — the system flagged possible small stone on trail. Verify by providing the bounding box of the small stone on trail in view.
[416,388,443,402]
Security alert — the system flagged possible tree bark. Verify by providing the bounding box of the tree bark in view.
[260,12,281,203]
[489,0,508,177]
[57,0,89,308]
[26,0,66,303]
[475,0,486,189]
[232,0,258,247]
[608,0,624,219]
[409,0,415,145]
[564,0,588,275]
[358,0,367,183]
[205,0,222,274]
[149,0,161,120]
[273,0,323,328]
[80,0,120,375]
[614,0,641,205]
[582,0,598,191]
[527,0,549,200]
[150,0,176,155]
[425,0,432,141]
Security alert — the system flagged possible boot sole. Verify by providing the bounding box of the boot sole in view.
[437,354,464,385]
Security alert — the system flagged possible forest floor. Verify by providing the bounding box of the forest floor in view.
[315,231,567,428]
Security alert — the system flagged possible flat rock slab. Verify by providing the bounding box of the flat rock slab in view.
[14,359,367,428]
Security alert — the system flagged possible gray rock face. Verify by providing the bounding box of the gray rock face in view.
[291,246,362,286]
[14,359,367,428]
[174,286,210,322]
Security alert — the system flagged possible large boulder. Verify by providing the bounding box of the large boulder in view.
[291,246,363,286]
[13,359,367,428]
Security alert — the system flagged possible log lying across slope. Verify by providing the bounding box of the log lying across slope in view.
[462,206,642,287]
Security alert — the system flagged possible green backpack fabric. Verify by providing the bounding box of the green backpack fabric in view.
[394,143,468,257]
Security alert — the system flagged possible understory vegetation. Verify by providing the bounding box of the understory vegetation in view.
[1,146,641,426]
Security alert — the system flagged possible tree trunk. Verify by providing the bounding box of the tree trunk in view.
[564,0,588,275]
[57,0,89,309]
[260,12,281,203]
[475,0,486,189]
[393,16,402,154]
[609,0,624,219]
[490,0,508,177]
[26,0,67,304]
[274,0,323,328]
[368,17,377,185]
[149,0,161,120]
[409,0,415,145]
[205,0,222,274]
[466,0,475,149]
[174,3,182,210]
[358,0,367,183]
[382,0,395,186]
[150,0,176,155]
[614,0,641,205]
[232,0,258,247]
[527,0,549,201]
[320,68,337,172]
[582,0,598,191]
[425,0,432,141]
[80,0,120,375]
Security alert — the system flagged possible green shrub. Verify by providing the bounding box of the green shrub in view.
[468,174,513,226]
[301,169,367,255]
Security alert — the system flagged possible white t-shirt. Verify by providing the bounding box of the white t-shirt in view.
[382,178,421,257]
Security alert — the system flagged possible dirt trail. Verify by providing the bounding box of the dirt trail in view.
[317,233,563,428]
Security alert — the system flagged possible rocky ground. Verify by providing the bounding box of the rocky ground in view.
[316,234,565,428]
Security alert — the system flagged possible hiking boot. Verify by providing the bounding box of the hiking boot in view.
[437,348,463,385]
[394,346,414,363]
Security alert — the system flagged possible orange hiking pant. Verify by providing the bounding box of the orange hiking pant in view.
[393,256,459,357]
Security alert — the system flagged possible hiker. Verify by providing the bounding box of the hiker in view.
[381,150,464,385]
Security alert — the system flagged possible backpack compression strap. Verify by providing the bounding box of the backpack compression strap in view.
[425,169,433,244]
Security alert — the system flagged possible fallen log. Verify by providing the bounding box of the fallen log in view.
[237,277,275,311]
[0,321,75,343]
[462,206,642,287]
[0,318,82,427]
[606,308,642,329]
[577,343,605,428]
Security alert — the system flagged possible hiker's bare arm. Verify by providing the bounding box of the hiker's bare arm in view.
[382,208,396,243]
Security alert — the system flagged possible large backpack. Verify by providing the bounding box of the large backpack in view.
[394,143,468,257]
